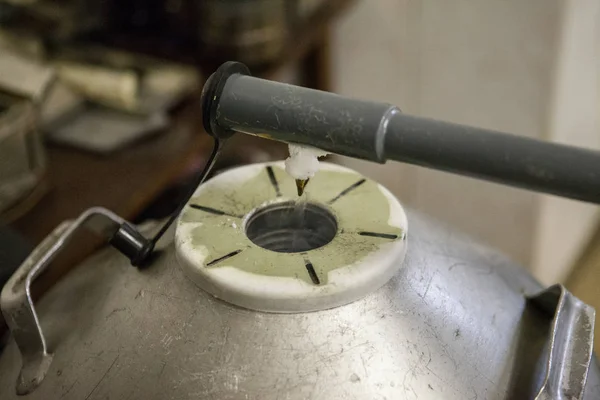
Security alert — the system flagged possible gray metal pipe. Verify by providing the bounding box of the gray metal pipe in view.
[202,62,600,204]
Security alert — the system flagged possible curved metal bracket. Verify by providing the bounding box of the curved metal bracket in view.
[0,207,128,395]
[530,284,595,400]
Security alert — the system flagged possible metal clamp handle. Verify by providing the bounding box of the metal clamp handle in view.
[530,285,595,400]
[0,207,128,395]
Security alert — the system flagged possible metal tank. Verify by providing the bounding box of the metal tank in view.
[0,160,599,399]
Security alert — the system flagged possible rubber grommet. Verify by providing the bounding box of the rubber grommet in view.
[201,62,251,139]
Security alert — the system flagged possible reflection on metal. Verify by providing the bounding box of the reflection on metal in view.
[528,285,595,400]
[0,207,126,395]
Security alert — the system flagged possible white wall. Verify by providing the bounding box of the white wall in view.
[532,0,600,284]
[330,0,421,233]
[332,0,599,282]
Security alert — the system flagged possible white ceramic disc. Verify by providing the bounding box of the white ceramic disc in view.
[175,162,408,313]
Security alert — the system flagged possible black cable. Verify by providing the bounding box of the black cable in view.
[124,138,225,267]
[151,137,224,246]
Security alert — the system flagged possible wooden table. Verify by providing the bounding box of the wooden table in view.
[5,0,355,299]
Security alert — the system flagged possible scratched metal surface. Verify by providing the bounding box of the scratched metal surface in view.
[0,210,598,399]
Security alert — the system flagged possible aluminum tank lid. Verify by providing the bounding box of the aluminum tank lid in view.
[175,162,408,312]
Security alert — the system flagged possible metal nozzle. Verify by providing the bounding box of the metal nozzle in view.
[295,178,309,197]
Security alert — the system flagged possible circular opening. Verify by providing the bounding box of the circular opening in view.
[245,202,337,253]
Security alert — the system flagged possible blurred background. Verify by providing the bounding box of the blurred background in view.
[0,0,598,342]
